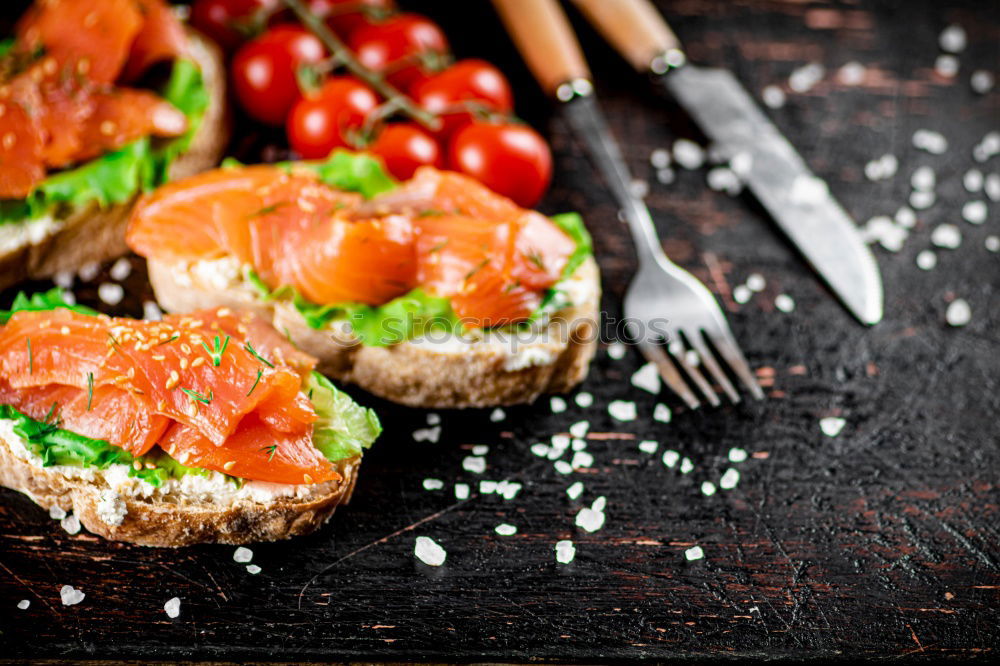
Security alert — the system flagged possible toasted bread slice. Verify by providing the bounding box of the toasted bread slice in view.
[146,256,601,408]
[0,422,360,547]
[0,29,229,291]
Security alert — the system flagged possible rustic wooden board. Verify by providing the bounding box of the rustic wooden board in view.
[1,0,998,661]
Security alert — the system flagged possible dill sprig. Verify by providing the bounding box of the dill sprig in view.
[181,387,213,404]
[201,335,230,367]
[246,369,263,396]
[26,337,32,374]
[259,444,278,462]
[86,372,94,411]
[155,334,180,347]
[243,341,274,368]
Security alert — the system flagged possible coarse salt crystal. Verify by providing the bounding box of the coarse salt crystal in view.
[77,261,100,282]
[551,434,571,450]
[962,201,988,225]
[946,299,971,327]
[631,362,661,394]
[49,505,66,520]
[733,285,752,304]
[986,236,1000,252]
[572,438,586,451]
[680,457,694,474]
[550,396,567,413]
[909,190,936,210]
[472,444,489,456]
[789,174,829,205]
[414,536,446,566]
[630,179,649,198]
[500,482,522,500]
[531,443,550,457]
[656,167,676,185]
[462,456,486,474]
[762,85,786,109]
[454,483,470,500]
[673,139,705,170]
[163,597,181,618]
[575,392,594,408]
[934,54,959,78]
[728,447,748,463]
[650,148,671,169]
[555,540,576,564]
[52,270,74,289]
[109,257,132,282]
[820,416,846,437]
[745,273,766,292]
[554,460,573,475]
[422,478,444,491]
[971,70,995,94]
[939,25,967,53]
[246,565,261,575]
[608,400,637,421]
[986,174,1000,202]
[489,408,505,422]
[17,599,30,610]
[592,496,606,512]
[606,342,627,360]
[662,450,680,468]
[964,169,984,192]
[730,152,753,177]
[495,523,517,536]
[789,62,825,92]
[719,468,740,490]
[569,421,590,438]
[707,167,742,195]
[774,294,796,313]
[61,291,76,305]
[638,440,658,454]
[701,481,717,496]
[566,481,584,500]
[864,154,898,181]
[426,413,441,425]
[838,61,866,85]
[60,514,81,535]
[479,480,498,494]
[142,301,163,321]
[233,547,253,563]
[412,426,441,443]
[60,585,85,606]
[97,282,124,306]
[916,250,937,270]
[684,349,700,366]
[911,166,936,192]
[571,451,594,469]
[931,224,962,249]
[575,507,605,533]
[895,206,917,229]
[913,129,948,154]
[684,546,704,561]
[653,403,671,423]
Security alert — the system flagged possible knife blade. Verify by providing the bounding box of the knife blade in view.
[662,65,884,325]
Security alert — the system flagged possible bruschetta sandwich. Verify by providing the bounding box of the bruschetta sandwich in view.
[126,152,601,408]
[0,290,380,546]
[0,0,228,290]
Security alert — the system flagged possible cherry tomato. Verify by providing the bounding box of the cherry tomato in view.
[231,25,326,126]
[311,0,397,38]
[448,122,552,208]
[369,123,443,180]
[412,59,514,140]
[348,13,449,91]
[287,77,380,158]
[190,0,279,51]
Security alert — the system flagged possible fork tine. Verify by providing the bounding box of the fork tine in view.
[667,340,720,407]
[686,330,741,404]
[707,330,765,400]
[636,341,701,409]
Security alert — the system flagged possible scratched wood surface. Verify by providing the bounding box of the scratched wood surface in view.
[1,0,998,661]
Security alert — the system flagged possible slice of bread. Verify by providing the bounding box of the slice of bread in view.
[146,256,601,408]
[0,29,229,291]
[0,421,360,547]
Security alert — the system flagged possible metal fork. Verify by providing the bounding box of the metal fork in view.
[563,95,764,409]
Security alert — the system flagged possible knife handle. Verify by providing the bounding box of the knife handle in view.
[570,0,684,72]
[492,0,591,98]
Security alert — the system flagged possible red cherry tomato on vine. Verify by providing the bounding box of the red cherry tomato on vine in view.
[231,25,326,126]
[412,59,514,140]
[448,122,552,208]
[190,0,280,51]
[287,77,380,158]
[347,13,449,91]
[369,123,443,180]
[308,0,397,38]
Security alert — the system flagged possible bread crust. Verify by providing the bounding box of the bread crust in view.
[0,430,360,547]
[147,257,601,408]
[0,29,229,291]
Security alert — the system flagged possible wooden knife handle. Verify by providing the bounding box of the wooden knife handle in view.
[570,0,682,72]
[492,0,591,97]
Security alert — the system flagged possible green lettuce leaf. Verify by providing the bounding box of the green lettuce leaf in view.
[279,150,397,199]
[307,372,381,462]
[550,212,593,281]
[0,288,99,324]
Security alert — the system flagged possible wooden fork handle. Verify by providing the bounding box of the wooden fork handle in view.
[570,0,683,72]
[492,0,592,97]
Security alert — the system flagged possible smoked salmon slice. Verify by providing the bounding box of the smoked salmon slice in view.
[127,163,577,328]
[0,307,340,484]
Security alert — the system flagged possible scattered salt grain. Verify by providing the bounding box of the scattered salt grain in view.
[909,190,936,210]
[422,478,444,491]
[163,597,181,618]
[233,547,253,563]
[662,450,680,468]
[653,403,672,423]
[574,438,589,451]
[531,443,550,457]
[679,457,694,474]
[630,363,661,394]
[650,148,671,169]
[774,294,796,313]
[719,468,741,490]
[77,260,100,282]
[895,206,917,229]
[575,392,593,408]
[864,154,898,181]
[684,546,704,561]
[638,440,658,454]
[820,416,846,437]
[986,236,1000,252]
[986,174,1000,202]
[454,483,470,500]
[555,540,576,564]
[962,200,988,225]
[608,400,637,421]
[701,481,717,496]
[673,139,705,170]
[939,24,967,53]
[246,565,261,575]
[606,342,627,360]
[707,167,742,195]
[971,70,995,94]
[550,396,567,413]
[789,62,825,92]
[934,54,959,78]
[488,408,505,422]
[745,273,766,292]
[684,349,700,367]
[630,179,649,198]
[52,269,74,289]
[551,434,571,451]
[142,300,163,321]
[730,152,753,177]
[656,167,676,185]
[49,506,66,520]
[911,166,936,192]
[762,85,786,109]
[931,224,962,249]
[554,460,573,475]
[838,61,866,85]
[575,505,606,533]
[109,257,132,282]
[916,250,937,270]
[97,282,124,306]
[789,174,829,205]
[593,496,606,512]
[472,444,489,456]
[728,447,748,463]
[412,426,441,443]
[462,456,486,474]
[62,291,76,305]
[912,129,948,154]
[974,133,1000,163]
[414,536,446,566]
[566,481,584,500]
[568,421,589,439]
[60,585,85,606]
[499,481,522,500]
[964,169,984,192]
[60,514,81,535]
[17,599,30,610]
[495,524,517,536]
[733,285,752,304]
[479,480,498,494]
[426,413,441,425]
[946,299,972,327]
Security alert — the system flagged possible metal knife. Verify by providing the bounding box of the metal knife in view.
[569,0,883,325]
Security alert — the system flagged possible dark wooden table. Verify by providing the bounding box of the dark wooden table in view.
[2,0,998,661]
